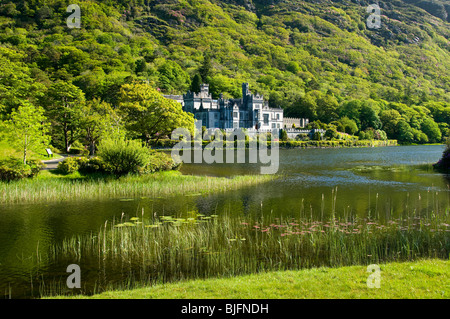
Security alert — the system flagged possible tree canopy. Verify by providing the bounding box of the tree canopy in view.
[118,82,195,144]
[0,0,448,148]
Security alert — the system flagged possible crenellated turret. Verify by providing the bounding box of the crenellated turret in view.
[166,82,294,130]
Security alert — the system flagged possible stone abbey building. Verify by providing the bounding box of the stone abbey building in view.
[165,83,307,131]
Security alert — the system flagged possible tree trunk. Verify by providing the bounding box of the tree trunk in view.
[63,117,71,154]
[64,131,71,153]
[89,141,96,156]
[23,135,27,165]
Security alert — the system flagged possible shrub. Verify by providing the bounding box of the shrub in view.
[57,157,80,175]
[374,130,387,140]
[143,151,180,174]
[56,140,180,176]
[434,138,450,172]
[68,141,88,156]
[358,131,366,140]
[280,129,288,141]
[57,156,109,175]
[312,131,322,141]
[28,159,46,177]
[325,128,338,140]
[78,157,107,174]
[98,138,151,176]
[0,157,44,181]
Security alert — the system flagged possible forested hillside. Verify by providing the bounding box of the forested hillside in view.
[0,0,449,150]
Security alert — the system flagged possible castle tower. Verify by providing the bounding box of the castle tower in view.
[242,83,250,97]
[200,83,209,96]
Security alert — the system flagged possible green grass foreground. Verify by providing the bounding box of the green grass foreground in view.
[0,170,275,204]
[51,259,450,299]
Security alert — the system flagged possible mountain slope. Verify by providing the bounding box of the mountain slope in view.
[0,0,449,144]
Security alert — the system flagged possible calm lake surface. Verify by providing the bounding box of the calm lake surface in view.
[0,145,448,298]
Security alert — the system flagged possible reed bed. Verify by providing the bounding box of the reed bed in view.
[43,204,450,296]
[0,172,274,204]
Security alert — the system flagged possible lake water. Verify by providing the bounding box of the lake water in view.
[0,145,448,298]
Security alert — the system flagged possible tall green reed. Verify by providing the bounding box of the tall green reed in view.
[43,204,450,296]
[0,172,274,204]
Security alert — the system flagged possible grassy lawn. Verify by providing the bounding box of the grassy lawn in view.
[0,139,62,161]
[51,259,450,299]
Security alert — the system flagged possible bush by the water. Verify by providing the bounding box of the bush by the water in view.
[144,150,181,173]
[57,138,179,176]
[434,139,450,172]
[97,138,153,176]
[57,156,108,175]
[0,157,45,181]
[77,156,108,174]
[57,157,80,175]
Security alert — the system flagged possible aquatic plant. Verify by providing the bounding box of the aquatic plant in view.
[42,205,450,296]
[0,171,274,203]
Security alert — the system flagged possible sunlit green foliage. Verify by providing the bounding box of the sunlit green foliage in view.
[0,0,448,146]
[1,102,50,164]
[117,82,195,144]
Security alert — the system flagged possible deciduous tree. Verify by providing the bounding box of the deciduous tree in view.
[42,81,85,153]
[80,99,121,156]
[118,82,195,145]
[2,102,50,164]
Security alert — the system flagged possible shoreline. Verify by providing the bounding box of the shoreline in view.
[0,170,275,204]
[48,259,449,299]
[151,139,399,150]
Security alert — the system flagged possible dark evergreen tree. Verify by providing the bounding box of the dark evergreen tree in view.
[199,53,212,82]
[190,74,203,93]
